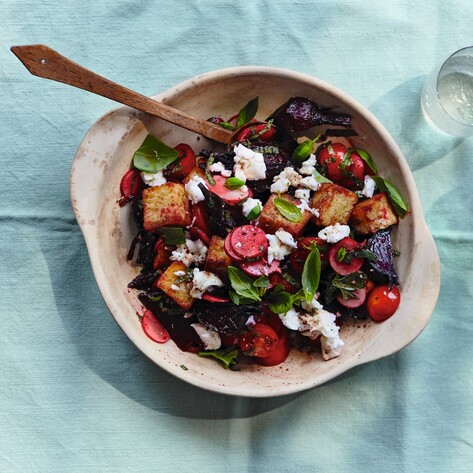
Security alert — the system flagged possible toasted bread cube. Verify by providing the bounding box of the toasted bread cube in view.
[156,261,194,310]
[259,193,311,238]
[142,182,191,232]
[310,183,358,227]
[182,166,206,185]
[153,239,173,270]
[349,192,399,235]
[204,236,232,282]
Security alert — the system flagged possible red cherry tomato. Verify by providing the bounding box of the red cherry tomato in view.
[119,169,143,206]
[164,143,196,181]
[329,238,364,275]
[190,202,211,241]
[290,237,327,273]
[236,122,277,142]
[366,285,401,322]
[255,329,291,366]
[239,323,279,358]
[317,143,364,189]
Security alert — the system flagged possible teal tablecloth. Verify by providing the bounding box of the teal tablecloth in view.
[2,1,472,471]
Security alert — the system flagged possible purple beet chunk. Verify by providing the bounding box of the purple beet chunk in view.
[365,229,399,286]
[270,97,351,133]
[138,293,204,353]
[194,301,259,335]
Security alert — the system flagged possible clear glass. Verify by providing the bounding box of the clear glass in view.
[421,46,473,137]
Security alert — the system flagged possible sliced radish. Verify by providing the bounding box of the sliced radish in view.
[329,238,364,275]
[202,294,230,303]
[206,174,250,205]
[240,258,281,277]
[336,287,367,308]
[230,225,268,261]
[224,230,244,262]
[141,310,170,343]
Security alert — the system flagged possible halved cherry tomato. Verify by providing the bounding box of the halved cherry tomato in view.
[239,323,279,358]
[290,237,327,273]
[188,226,211,246]
[255,328,290,366]
[271,274,299,294]
[329,238,364,275]
[207,174,250,205]
[336,287,367,308]
[119,169,143,206]
[236,122,277,143]
[366,285,401,322]
[317,143,364,189]
[163,143,196,181]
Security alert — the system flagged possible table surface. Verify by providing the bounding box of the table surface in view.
[2,1,472,472]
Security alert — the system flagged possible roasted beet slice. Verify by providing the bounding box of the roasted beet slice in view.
[138,293,204,353]
[269,97,351,133]
[194,301,260,335]
[128,268,160,291]
[365,229,399,286]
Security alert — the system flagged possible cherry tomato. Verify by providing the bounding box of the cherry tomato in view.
[366,285,401,322]
[317,143,364,189]
[236,122,277,142]
[191,202,211,238]
[119,169,143,206]
[290,237,327,273]
[163,143,196,181]
[239,323,279,358]
[255,329,291,366]
[328,238,364,275]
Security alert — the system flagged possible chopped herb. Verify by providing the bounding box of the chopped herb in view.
[274,196,302,222]
[180,364,188,371]
[198,348,238,369]
[205,154,216,185]
[246,205,262,221]
[225,177,246,189]
[158,227,186,245]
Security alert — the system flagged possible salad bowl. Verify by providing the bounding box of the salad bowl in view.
[70,66,440,397]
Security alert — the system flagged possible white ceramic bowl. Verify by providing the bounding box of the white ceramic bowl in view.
[70,67,440,397]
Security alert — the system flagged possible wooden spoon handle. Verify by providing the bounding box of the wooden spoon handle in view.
[11,44,233,144]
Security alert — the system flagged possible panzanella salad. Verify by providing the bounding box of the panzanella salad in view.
[119,96,408,369]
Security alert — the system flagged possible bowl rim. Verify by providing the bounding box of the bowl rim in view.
[70,66,440,397]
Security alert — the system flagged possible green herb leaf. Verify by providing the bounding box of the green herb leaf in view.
[133,134,179,173]
[204,154,216,185]
[343,248,377,264]
[198,348,238,369]
[274,196,302,222]
[336,246,347,262]
[253,276,270,288]
[302,247,321,302]
[370,176,409,218]
[225,177,246,190]
[291,135,321,164]
[158,227,186,245]
[237,97,259,127]
[227,266,261,304]
[313,169,332,184]
[246,205,262,221]
[217,121,237,131]
[268,291,293,314]
[354,148,377,173]
[332,271,367,292]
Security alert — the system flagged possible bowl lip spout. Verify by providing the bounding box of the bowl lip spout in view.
[70,66,440,398]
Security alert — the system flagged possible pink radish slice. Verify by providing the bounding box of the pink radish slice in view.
[141,310,170,343]
[336,288,367,308]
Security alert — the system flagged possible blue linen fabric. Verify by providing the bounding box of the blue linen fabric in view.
[1,0,473,471]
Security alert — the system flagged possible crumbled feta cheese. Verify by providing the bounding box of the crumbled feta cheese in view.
[275,229,297,248]
[221,169,232,177]
[279,308,302,331]
[191,323,221,350]
[189,268,224,298]
[299,154,317,175]
[170,284,180,291]
[209,162,226,173]
[266,230,296,263]
[297,198,319,218]
[184,175,207,204]
[318,223,351,243]
[173,270,186,277]
[140,170,167,187]
[270,167,301,193]
[233,143,267,182]
[362,175,376,198]
[320,334,345,360]
[242,197,263,218]
[171,238,208,266]
[294,188,311,202]
[299,175,320,191]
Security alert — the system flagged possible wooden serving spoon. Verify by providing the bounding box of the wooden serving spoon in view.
[11,44,234,144]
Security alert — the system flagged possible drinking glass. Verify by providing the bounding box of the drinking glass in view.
[421,46,473,137]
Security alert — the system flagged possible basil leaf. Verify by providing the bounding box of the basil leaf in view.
[198,348,238,369]
[268,291,293,314]
[332,271,367,291]
[133,134,179,173]
[336,246,347,262]
[158,227,186,245]
[343,248,377,263]
[217,121,237,131]
[313,169,332,184]
[246,205,262,221]
[354,148,377,173]
[237,97,259,127]
[225,177,246,189]
[253,276,270,288]
[227,266,261,303]
[291,135,322,164]
[370,176,409,218]
[302,247,321,302]
[274,196,302,222]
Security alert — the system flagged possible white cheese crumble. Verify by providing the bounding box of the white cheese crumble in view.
[242,197,263,218]
[279,308,302,331]
[270,167,301,193]
[297,198,319,218]
[362,175,376,198]
[191,323,221,350]
[233,143,267,182]
[294,188,311,202]
[140,170,167,187]
[299,175,320,191]
[170,238,208,267]
[173,270,186,277]
[318,223,351,243]
[209,162,226,173]
[170,284,180,291]
[189,268,224,299]
[266,229,296,264]
[184,175,207,204]
[299,154,317,175]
